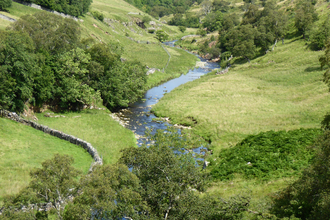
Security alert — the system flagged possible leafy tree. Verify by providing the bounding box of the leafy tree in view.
[10,11,81,55]
[0,0,12,11]
[310,18,330,50]
[155,30,169,42]
[225,25,257,62]
[64,164,149,220]
[320,40,330,88]
[203,11,223,32]
[241,4,260,27]
[201,0,213,15]
[3,154,81,219]
[294,0,318,39]
[212,0,229,12]
[0,30,38,112]
[54,48,102,109]
[120,127,209,219]
[100,61,146,109]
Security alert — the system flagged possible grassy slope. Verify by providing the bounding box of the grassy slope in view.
[153,37,330,212]
[35,109,136,165]
[0,0,197,202]
[153,38,329,152]
[0,118,93,204]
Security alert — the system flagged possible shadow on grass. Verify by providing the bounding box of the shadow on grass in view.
[304,66,321,72]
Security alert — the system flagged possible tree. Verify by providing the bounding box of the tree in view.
[10,11,81,55]
[310,18,330,50]
[64,164,149,220]
[3,154,81,220]
[294,0,318,39]
[54,48,102,109]
[201,0,213,15]
[320,40,330,92]
[0,30,38,112]
[203,11,224,32]
[0,0,12,11]
[155,30,169,42]
[100,61,146,109]
[120,127,209,219]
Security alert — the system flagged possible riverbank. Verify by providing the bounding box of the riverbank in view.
[152,37,330,214]
[153,37,329,153]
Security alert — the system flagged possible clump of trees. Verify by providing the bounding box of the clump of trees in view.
[124,0,202,18]
[2,128,250,219]
[0,0,12,11]
[20,0,92,16]
[0,11,147,113]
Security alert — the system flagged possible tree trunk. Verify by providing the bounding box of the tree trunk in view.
[272,39,277,51]
[282,37,284,45]
[246,57,250,63]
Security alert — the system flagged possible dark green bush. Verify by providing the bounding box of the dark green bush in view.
[210,128,323,181]
[91,11,104,22]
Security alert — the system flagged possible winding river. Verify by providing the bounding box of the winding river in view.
[114,41,220,155]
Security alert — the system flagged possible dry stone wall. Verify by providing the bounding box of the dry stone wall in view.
[0,109,102,171]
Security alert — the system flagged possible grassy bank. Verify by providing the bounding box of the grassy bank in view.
[152,37,330,212]
[0,118,93,204]
[35,109,136,165]
[153,37,329,153]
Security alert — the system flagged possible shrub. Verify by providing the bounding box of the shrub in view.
[210,128,323,181]
[91,11,104,22]
[179,26,186,33]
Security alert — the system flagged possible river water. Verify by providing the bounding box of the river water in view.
[114,42,220,155]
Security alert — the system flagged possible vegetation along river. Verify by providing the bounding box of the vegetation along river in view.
[114,41,219,157]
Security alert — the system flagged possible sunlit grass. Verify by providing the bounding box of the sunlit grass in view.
[36,109,136,165]
[153,38,329,153]
[0,118,93,205]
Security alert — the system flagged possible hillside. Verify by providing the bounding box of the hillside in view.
[0,0,199,205]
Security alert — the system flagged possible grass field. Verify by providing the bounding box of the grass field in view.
[35,109,136,165]
[153,37,330,215]
[153,37,329,153]
[0,0,198,203]
[0,118,93,205]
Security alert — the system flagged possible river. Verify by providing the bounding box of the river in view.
[113,41,220,156]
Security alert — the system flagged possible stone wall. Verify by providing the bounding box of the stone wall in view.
[0,109,102,171]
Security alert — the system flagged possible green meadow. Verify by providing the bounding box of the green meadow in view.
[153,37,329,153]
[0,118,93,204]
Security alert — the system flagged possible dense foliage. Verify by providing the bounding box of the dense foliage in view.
[0,0,12,11]
[124,0,202,18]
[2,129,250,219]
[210,128,323,181]
[20,0,92,16]
[0,11,147,112]
[270,131,330,220]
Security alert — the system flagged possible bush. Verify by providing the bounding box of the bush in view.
[179,26,186,33]
[142,15,151,24]
[91,11,104,22]
[0,0,11,11]
[197,28,207,37]
[210,128,323,181]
